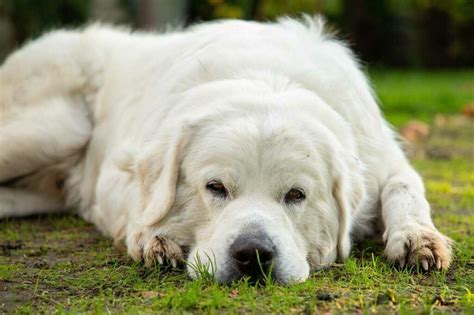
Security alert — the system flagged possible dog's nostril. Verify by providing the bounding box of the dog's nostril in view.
[230,234,275,277]
[233,248,272,266]
[234,251,251,265]
[258,250,273,264]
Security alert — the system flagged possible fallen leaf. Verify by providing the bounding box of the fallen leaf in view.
[461,102,474,117]
[401,120,430,142]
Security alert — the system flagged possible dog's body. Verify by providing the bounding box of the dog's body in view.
[0,17,451,283]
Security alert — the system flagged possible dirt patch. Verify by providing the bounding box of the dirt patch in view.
[0,241,23,256]
[0,214,119,312]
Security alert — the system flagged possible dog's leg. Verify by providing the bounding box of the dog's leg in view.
[381,164,452,270]
[0,187,64,218]
[0,98,91,182]
[90,154,185,268]
[0,31,95,220]
[0,30,93,183]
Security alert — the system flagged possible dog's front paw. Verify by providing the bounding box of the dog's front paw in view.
[143,235,183,267]
[384,224,452,271]
[127,231,183,267]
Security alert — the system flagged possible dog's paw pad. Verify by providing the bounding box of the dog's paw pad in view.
[384,225,452,271]
[143,235,183,268]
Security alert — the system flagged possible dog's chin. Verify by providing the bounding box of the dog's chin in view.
[187,256,308,285]
[213,262,279,285]
[214,263,309,285]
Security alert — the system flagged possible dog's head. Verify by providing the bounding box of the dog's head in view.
[135,82,365,284]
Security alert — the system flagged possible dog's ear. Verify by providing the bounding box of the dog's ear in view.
[332,156,365,260]
[135,125,192,227]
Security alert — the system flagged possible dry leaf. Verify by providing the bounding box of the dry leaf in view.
[401,120,430,142]
[461,102,474,117]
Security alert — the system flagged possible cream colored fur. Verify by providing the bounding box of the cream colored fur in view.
[0,16,451,283]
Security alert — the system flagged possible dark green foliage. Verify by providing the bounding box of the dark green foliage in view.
[0,0,90,44]
[186,0,474,68]
[0,0,472,67]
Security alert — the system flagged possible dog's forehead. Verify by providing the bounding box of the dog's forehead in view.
[195,116,310,158]
[185,114,331,186]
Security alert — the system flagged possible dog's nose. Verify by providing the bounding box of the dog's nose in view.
[230,234,275,279]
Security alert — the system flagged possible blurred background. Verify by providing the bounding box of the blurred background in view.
[0,0,472,127]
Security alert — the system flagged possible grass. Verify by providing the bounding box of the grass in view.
[369,69,474,127]
[1,69,473,313]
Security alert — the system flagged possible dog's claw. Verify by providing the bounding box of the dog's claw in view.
[157,255,164,265]
[171,259,177,268]
[421,259,429,271]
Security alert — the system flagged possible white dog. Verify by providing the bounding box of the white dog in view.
[0,16,451,284]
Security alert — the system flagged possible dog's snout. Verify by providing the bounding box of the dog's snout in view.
[230,234,275,278]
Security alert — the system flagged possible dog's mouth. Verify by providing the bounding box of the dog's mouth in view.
[228,259,279,285]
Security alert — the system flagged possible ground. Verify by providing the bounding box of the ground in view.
[0,70,473,314]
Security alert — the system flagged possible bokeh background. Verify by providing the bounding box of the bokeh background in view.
[0,0,472,126]
[1,0,473,67]
[0,2,473,313]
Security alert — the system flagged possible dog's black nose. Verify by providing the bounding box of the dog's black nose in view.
[230,234,275,279]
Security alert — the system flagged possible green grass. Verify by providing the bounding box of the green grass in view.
[369,69,474,127]
[1,69,473,313]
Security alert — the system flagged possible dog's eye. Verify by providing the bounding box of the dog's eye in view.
[206,180,228,198]
[284,188,305,203]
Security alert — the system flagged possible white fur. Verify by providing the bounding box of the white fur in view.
[0,16,451,283]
